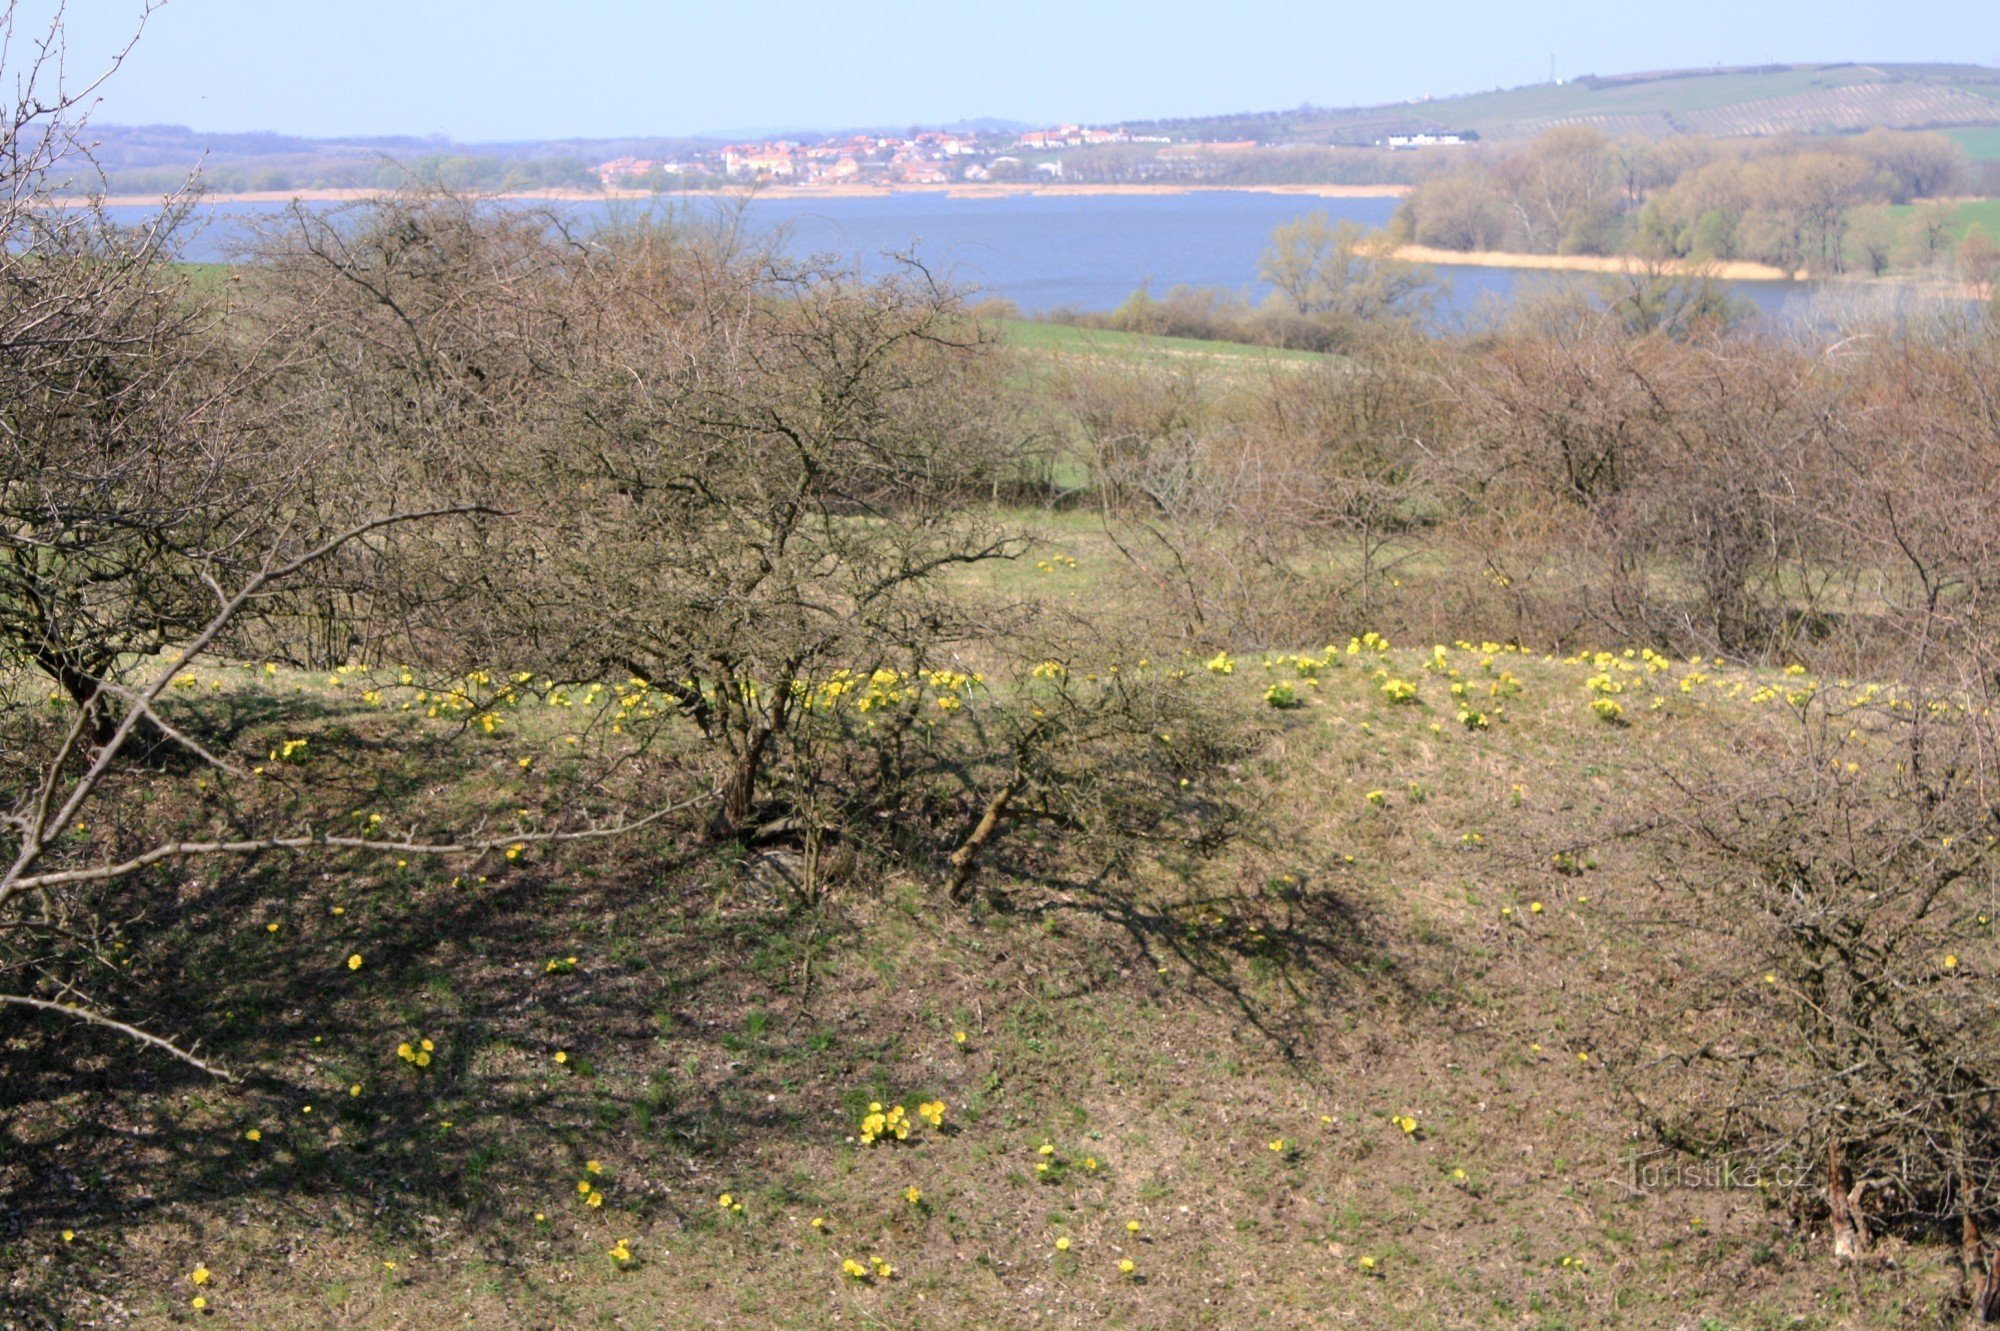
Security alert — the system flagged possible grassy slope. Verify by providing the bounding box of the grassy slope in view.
[1002,318,1327,366]
[1880,197,2000,245]
[11,629,1955,1329]
[1429,66,1881,124]
[1950,199,2000,241]
[1131,63,2000,144]
[1946,126,2000,161]
[5,338,1974,1330]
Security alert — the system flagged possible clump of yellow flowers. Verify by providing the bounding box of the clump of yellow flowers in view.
[856,1099,946,1145]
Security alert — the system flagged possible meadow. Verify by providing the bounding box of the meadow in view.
[13,581,1970,1329]
[1945,127,2000,163]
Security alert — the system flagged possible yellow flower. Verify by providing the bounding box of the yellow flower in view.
[1359,1255,1378,1271]
[190,1267,211,1286]
[717,1193,734,1209]
[1267,1139,1286,1153]
[586,1190,603,1208]
[191,1296,208,1312]
[608,1239,632,1264]
[842,1258,869,1278]
[1037,1143,1055,1156]
[1054,1237,1071,1251]
[953,1030,967,1044]
[1118,1258,1136,1276]
[586,1160,602,1175]
[1391,1115,1418,1135]
[578,1181,592,1194]
[349,1084,362,1097]
[244,1129,261,1143]
[1126,1220,1142,1233]
[554,1051,568,1064]
[1945,954,1960,970]
[266,922,280,934]
[347,954,363,971]
[810,1217,826,1230]
[904,1186,922,1205]
[62,1230,75,1242]
[870,1257,893,1278]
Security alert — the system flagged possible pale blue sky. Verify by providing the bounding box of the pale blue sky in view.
[41,1,2000,142]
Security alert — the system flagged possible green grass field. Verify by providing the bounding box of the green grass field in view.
[1002,318,1328,366]
[1881,197,2000,247]
[1950,198,2000,241]
[1946,126,2000,161]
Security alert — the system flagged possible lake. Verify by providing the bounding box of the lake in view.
[124,190,1828,325]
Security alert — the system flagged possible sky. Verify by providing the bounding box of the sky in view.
[33,0,2000,143]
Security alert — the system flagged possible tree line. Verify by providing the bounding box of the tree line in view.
[1390,125,1985,275]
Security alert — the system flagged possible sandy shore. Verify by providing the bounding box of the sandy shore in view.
[1393,244,1803,282]
[84,181,1412,208]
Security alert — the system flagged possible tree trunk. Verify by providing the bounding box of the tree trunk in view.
[946,772,1024,903]
[1971,1210,2000,1323]
[1828,1140,1869,1263]
[716,724,771,835]
[38,652,114,746]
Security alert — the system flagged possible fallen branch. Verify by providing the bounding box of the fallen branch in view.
[0,992,235,1081]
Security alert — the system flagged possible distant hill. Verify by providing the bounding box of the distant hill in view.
[65,63,2000,199]
[1123,62,2000,145]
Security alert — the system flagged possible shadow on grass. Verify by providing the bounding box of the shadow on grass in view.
[989,854,1414,1061]
[0,694,1426,1324]
[0,809,844,1323]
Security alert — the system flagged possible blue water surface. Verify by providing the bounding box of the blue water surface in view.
[116,190,1823,325]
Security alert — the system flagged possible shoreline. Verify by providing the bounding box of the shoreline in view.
[1393,244,1804,283]
[83,181,1413,208]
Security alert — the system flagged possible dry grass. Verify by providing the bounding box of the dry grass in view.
[5,609,1981,1329]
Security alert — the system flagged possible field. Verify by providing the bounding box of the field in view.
[1001,318,1328,366]
[1948,198,2000,241]
[1128,62,2000,145]
[1880,196,2000,246]
[1946,126,2000,161]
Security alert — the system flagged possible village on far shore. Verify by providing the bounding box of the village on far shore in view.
[590,123,1472,190]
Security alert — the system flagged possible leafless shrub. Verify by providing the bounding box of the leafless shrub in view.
[1609,679,2000,1273]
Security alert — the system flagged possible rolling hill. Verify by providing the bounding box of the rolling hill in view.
[1123,62,2000,145]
